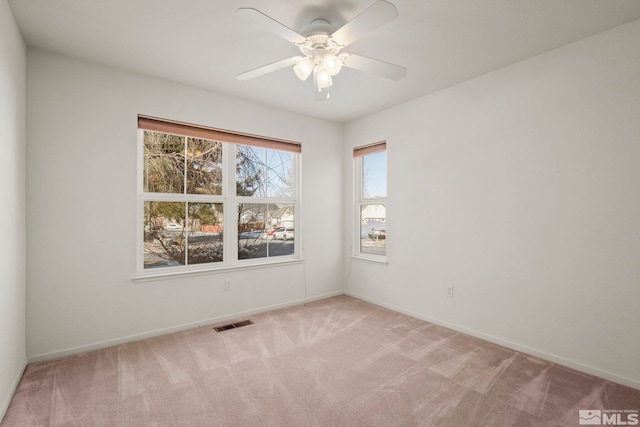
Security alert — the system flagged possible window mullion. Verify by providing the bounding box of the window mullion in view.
[226,143,238,265]
[183,138,189,264]
[183,136,188,196]
[140,193,198,202]
[184,202,190,266]
[236,196,294,204]
[266,203,270,258]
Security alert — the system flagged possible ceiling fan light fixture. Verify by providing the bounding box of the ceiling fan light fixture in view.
[318,68,333,88]
[322,54,343,76]
[314,66,333,89]
[293,58,314,81]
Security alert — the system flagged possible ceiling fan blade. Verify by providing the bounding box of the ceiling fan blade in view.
[342,53,407,80]
[237,8,306,44]
[330,0,398,47]
[236,56,303,80]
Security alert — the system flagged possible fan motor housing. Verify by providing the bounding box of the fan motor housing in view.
[299,19,341,57]
[302,19,335,37]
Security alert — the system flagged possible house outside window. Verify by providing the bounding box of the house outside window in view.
[137,116,301,277]
[354,141,387,261]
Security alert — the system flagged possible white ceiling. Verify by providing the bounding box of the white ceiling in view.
[8,0,640,123]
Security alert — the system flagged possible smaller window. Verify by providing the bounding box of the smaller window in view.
[354,142,387,260]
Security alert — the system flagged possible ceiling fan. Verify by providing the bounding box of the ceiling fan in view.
[236,0,407,101]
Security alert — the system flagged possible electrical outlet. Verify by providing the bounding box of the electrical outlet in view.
[446,286,454,298]
[224,279,232,291]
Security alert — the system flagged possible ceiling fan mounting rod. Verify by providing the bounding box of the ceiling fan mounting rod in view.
[302,19,333,36]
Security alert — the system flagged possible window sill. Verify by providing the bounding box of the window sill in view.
[351,255,388,266]
[133,258,305,283]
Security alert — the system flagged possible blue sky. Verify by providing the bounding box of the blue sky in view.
[363,151,386,198]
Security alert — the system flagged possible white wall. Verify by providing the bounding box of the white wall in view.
[26,49,344,360]
[344,20,640,388]
[0,0,26,420]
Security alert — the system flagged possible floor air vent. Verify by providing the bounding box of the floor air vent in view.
[214,320,254,332]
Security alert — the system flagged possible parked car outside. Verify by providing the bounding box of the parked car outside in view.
[368,228,386,239]
[274,228,294,240]
[267,227,284,236]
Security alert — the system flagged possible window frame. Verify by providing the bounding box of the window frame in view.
[353,141,387,263]
[135,116,301,280]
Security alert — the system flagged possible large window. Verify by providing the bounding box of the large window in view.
[137,116,300,276]
[354,142,387,260]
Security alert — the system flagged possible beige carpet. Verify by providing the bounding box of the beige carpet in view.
[3,295,639,426]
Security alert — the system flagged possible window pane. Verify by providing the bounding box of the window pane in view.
[187,203,223,264]
[238,203,294,260]
[186,138,223,195]
[237,145,294,198]
[143,201,186,268]
[360,204,386,256]
[238,203,268,260]
[236,145,267,197]
[362,151,386,199]
[144,131,185,193]
[266,149,293,198]
[268,204,294,258]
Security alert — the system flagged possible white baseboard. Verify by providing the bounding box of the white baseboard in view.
[27,288,638,390]
[0,358,27,424]
[28,291,344,364]
[345,290,640,391]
